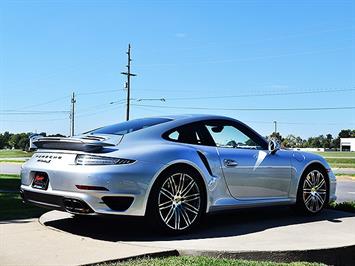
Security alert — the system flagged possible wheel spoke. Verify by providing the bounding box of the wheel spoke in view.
[180,207,191,226]
[304,194,312,207]
[314,193,325,205]
[159,200,172,210]
[181,180,195,197]
[310,172,316,185]
[182,202,199,215]
[170,177,179,195]
[174,208,181,230]
[304,178,313,188]
[161,187,174,200]
[177,174,184,194]
[316,179,325,190]
[164,206,175,223]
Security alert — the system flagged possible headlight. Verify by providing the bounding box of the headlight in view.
[75,155,135,165]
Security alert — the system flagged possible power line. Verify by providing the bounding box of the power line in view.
[2,96,70,112]
[76,89,119,96]
[162,88,355,101]
[1,111,69,115]
[132,103,355,111]
[137,46,352,68]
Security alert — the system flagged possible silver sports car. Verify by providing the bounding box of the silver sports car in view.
[21,114,336,233]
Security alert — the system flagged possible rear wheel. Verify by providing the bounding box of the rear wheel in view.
[296,168,328,214]
[148,167,205,234]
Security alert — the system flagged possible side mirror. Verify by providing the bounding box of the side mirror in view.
[268,139,280,154]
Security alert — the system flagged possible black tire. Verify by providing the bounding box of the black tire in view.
[147,166,206,234]
[295,167,329,214]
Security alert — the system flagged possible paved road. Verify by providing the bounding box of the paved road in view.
[336,179,355,202]
[0,162,23,175]
[41,209,355,263]
[333,168,355,175]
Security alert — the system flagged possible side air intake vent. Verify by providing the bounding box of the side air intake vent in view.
[197,151,213,176]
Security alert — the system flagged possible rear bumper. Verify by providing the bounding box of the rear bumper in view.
[20,158,165,216]
[21,189,94,214]
[20,185,140,216]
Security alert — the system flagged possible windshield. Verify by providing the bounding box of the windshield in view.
[88,117,172,135]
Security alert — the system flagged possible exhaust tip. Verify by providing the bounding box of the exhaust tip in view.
[63,198,93,214]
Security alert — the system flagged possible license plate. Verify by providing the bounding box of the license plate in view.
[32,172,49,190]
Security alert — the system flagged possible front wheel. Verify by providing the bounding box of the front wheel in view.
[148,167,205,234]
[296,168,329,214]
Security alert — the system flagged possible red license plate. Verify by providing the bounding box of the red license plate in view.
[32,172,49,190]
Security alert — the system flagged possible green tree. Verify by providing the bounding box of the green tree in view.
[269,132,283,143]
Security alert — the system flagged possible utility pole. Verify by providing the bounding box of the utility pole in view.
[70,92,76,136]
[121,44,137,121]
[273,120,277,133]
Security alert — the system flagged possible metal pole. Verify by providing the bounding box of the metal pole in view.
[121,44,136,121]
[273,121,277,133]
[70,92,76,136]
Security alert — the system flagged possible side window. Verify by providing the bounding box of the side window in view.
[167,131,179,141]
[164,123,213,146]
[205,122,262,150]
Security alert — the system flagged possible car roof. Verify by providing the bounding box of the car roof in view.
[153,114,234,121]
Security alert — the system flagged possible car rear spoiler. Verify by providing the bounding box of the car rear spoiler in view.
[33,136,121,152]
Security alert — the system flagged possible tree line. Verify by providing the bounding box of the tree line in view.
[0,129,354,151]
[270,129,355,149]
[0,132,65,150]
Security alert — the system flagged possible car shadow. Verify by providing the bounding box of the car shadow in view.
[43,206,355,242]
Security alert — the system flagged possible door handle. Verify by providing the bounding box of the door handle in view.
[224,159,238,167]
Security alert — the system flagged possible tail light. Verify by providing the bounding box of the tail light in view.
[75,155,135,165]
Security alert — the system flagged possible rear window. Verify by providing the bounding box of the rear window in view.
[88,117,172,135]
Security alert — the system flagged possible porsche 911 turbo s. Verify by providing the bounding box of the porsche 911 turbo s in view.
[20,114,336,233]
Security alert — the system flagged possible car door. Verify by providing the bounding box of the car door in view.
[204,120,292,200]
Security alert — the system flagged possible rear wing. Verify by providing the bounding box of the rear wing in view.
[33,135,121,152]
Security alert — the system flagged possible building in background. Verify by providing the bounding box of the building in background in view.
[340,138,355,152]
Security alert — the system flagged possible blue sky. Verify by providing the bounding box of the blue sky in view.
[0,0,354,138]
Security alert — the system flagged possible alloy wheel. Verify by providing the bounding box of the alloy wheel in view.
[158,173,201,230]
[302,170,327,213]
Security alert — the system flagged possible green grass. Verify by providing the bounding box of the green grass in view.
[329,201,355,213]
[0,174,45,220]
[329,163,355,168]
[0,192,46,220]
[313,152,355,158]
[311,152,355,168]
[0,174,21,191]
[0,149,33,158]
[98,256,324,266]
[326,157,355,169]
[0,159,25,163]
[335,173,355,177]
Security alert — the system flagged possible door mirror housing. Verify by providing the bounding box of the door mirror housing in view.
[268,139,280,154]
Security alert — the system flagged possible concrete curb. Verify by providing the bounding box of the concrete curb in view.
[178,245,355,266]
[83,245,355,266]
